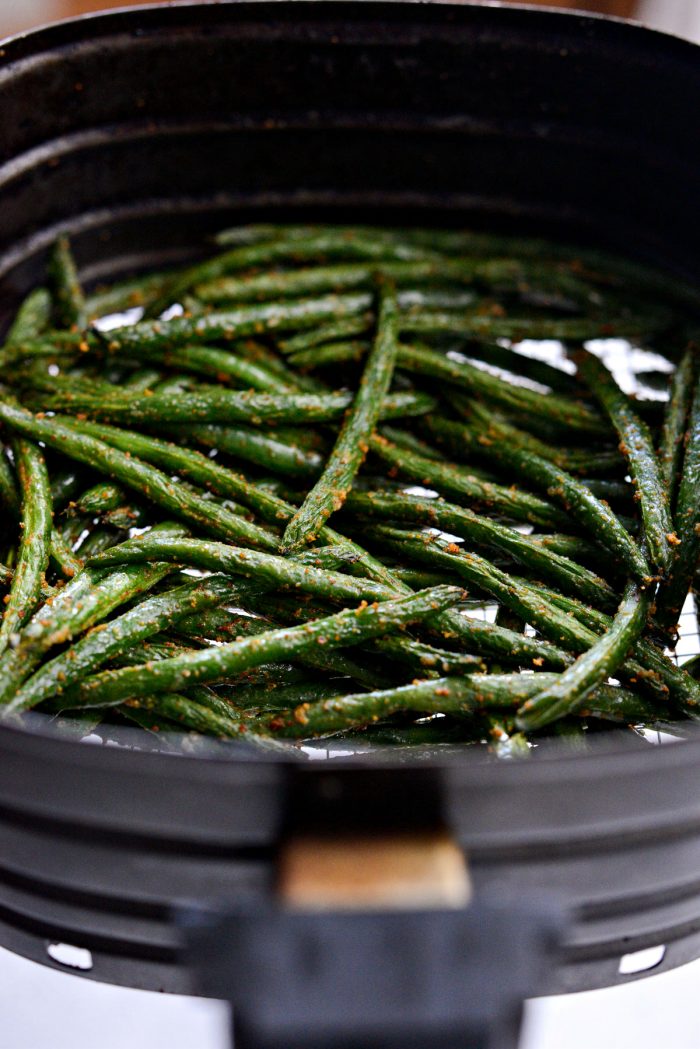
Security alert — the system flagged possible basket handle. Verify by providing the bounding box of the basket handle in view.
[179,830,563,1049]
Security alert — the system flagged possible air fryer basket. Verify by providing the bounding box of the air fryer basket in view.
[1,0,700,1029]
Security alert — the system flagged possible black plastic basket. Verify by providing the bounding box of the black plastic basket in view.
[1,4,699,1048]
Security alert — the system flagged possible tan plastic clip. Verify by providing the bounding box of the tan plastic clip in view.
[278,832,471,911]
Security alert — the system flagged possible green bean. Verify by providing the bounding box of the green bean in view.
[173,604,270,643]
[392,567,458,589]
[370,432,568,529]
[494,606,527,637]
[209,225,693,306]
[120,368,165,393]
[527,533,603,564]
[262,677,480,737]
[5,288,52,344]
[0,440,52,654]
[234,338,326,394]
[658,347,696,504]
[367,525,603,655]
[523,577,700,715]
[434,340,583,396]
[76,525,125,559]
[62,416,401,591]
[379,425,455,465]
[122,344,295,393]
[269,565,483,678]
[279,314,373,353]
[117,702,178,737]
[283,278,400,549]
[578,478,634,506]
[396,342,605,434]
[120,692,247,738]
[260,673,649,739]
[59,509,91,549]
[49,532,83,579]
[48,585,465,709]
[35,383,433,427]
[49,236,86,330]
[71,482,126,516]
[370,636,486,676]
[108,636,199,667]
[578,688,670,726]
[0,400,277,551]
[85,269,177,319]
[228,680,349,714]
[427,414,651,582]
[0,552,176,707]
[391,228,692,293]
[85,534,403,605]
[0,446,19,516]
[655,361,700,632]
[84,536,568,682]
[400,308,653,344]
[5,574,240,715]
[3,223,693,746]
[345,490,616,609]
[50,469,86,512]
[0,332,84,375]
[576,348,675,575]
[194,259,473,304]
[287,340,368,371]
[176,422,325,478]
[145,233,439,318]
[97,292,373,353]
[461,398,622,475]
[175,589,389,691]
[516,583,651,731]
[213,224,305,246]
[240,594,395,688]
[58,417,297,528]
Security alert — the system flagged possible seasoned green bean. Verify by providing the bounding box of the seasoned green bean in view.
[49,586,465,709]
[279,314,373,353]
[658,347,696,504]
[0,400,277,551]
[396,342,605,434]
[35,382,433,427]
[0,446,19,516]
[655,360,700,631]
[426,414,651,582]
[85,534,404,606]
[5,288,52,344]
[344,489,617,609]
[370,432,568,529]
[0,554,176,707]
[261,674,651,739]
[283,278,400,548]
[98,292,373,352]
[48,237,86,330]
[0,440,52,654]
[517,583,651,731]
[576,348,675,575]
[5,574,240,715]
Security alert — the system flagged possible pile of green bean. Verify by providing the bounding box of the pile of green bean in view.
[1,224,699,755]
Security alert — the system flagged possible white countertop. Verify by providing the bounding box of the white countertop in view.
[2,944,700,1049]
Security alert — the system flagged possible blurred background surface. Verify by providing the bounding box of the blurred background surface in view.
[0,1,699,43]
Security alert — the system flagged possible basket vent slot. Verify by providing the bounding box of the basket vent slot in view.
[618,944,666,975]
[46,942,94,971]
